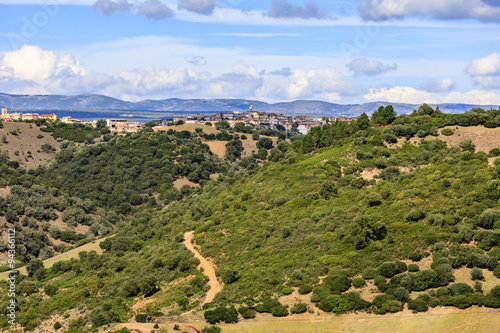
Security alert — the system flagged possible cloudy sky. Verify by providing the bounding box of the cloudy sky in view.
[0,0,500,105]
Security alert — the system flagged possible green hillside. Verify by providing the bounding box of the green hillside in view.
[1,105,500,332]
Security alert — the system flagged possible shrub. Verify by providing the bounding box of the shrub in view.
[441,128,454,136]
[362,268,378,280]
[298,284,312,294]
[241,309,256,319]
[489,148,500,157]
[54,322,62,330]
[135,314,147,323]
[408,264,420,272]
[378,262,398,278]
[271,305,289,317]
[352,277,366,288]
[374,275,386,286]
[290,303,307,314]
[282,287,293,295]
[408,299,428,312]
[471,267,484,281]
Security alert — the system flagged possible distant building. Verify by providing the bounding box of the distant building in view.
[41,114,57,121]
[61,116,83,124]
[107,119,128,131]
[1,108,7,119]
[21,113,39,121]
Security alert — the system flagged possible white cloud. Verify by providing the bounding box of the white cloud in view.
[465,53,500,89]
[466,53,500,76]
[420,78,456,92]
[364,86,439,104]
[358,0,500,23]
[0,45,114,95]
[346,58,397,76]
[364,86,500,105]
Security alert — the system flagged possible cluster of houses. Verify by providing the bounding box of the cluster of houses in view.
[0,108,83,124]
[0,106,358,135]
[168,106,357,135]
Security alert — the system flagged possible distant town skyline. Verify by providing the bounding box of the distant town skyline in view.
[0,0,499,105]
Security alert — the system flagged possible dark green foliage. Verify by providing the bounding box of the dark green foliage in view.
[408,264,420,272]
[372,105,397,125]
[222,269,240,284]
[204,306,238,324]
[44,284,58,297]
[255,299,282,313]
[471,268,484,281]
[298,284,312,294]
[271,305,289,317]
[352,277,366,288]
[441,128,454,136]
[322,274,352,293]
[53,322,62,330]
[256,137,273,150]
[408,299,428,312]
[135,314,147,323]
[290,303,308,314]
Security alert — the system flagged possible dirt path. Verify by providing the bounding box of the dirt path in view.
[183,231,223,305]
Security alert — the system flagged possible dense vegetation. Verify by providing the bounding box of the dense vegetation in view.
[0,104,500,332]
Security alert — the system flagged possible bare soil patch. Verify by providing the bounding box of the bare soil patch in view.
[173,177,200,190]
[204,140,226,158]
[0,122,60,170]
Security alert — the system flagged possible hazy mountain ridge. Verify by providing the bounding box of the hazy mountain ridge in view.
[0,93,497,116]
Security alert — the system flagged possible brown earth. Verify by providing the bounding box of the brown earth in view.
[154,123,219,134]
[389,125,500,154]
[0,121,60,170]
[183,231,223,305]
[173,177,201,190]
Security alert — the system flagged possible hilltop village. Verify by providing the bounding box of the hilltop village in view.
[0,106,358,135]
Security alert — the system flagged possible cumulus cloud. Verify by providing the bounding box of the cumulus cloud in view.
[420,78,456,92]
[364,86,439,104]
[466,53,500,76]
[465,53,500,89]
[265,0,329,19]
[258,67,365,101]
[346,58,397,76]
[0,45,113,95]
[177,0,216,15]
[206,63,262,97]
[137,0,174,20]
[93,0,132,16]
[358,0,500,23]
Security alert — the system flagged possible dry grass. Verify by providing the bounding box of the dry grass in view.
[0,122,60,170]
[173,177,200,190]
[107,306,500,333]
[0,236,111,279]
[155,123,219,134]
[389,125,500,154]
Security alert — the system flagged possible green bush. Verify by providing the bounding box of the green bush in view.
[408,264,420,272]
[298,284,313,294]
[471,267,484,281]
[290,303,308,314]
[271,305,289,317]
[441,128,454,136]
[408,299,428,312]
[201,326,222,333]
[362,268,378,279]
[352,277,366,288]
[54,322,62,330]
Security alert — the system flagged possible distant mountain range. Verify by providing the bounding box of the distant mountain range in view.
[0,93,497,116]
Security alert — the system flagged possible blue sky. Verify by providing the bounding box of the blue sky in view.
[0,0,500,105]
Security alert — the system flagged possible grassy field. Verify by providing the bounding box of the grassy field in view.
[109,306,500,333]
[0,236,110,279]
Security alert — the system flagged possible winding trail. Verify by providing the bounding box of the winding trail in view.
[183,231,223,305]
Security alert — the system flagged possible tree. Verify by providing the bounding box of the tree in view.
[27,259,44,278]
[95,119,107,130]
[372,105,397,125]
[140,275,158,296]
[459,139,475,153]
[256,137,273,150]
[357,113,370,130]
